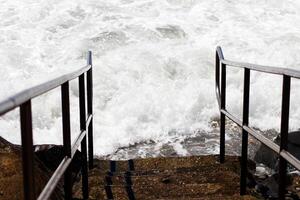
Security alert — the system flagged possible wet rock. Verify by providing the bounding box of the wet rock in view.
[254,143,278,170]
[260,174,279,199]
[254,131,300,171]
[253,131,300,199]
[256,166,267,175]
[255,166,269,180]
[253,172,300,199]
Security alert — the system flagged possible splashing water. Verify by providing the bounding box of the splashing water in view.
[0,0,300,156]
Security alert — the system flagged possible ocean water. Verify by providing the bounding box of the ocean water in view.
[0,0,300,156]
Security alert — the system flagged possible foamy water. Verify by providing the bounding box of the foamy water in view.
[0,0,300,156]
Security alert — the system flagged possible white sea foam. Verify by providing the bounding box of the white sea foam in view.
[0,0,300,155]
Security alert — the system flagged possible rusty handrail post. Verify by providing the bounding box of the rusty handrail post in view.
[61,82,72,200]
[79,74,89,199]
[20,100,35,200]
[240,68,250,195]
[220,62,226,163]
[87,51,94,169]
[278,75,291,199]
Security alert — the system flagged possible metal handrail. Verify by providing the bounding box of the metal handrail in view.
[215,46,300,199]
[0,51,94,200]
[216,46,300,78]
[0,65,90,115]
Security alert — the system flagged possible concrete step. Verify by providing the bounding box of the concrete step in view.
[92,166,240,186]
[89,183,244,199]
[92,155,242,173]
[72,155,258,200]
[155,195,257,200]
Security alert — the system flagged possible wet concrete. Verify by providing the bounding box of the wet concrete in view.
[73,155,259,200]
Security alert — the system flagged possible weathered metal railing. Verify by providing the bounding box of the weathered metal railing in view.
[215,46,300,199]
[0,51,93,200]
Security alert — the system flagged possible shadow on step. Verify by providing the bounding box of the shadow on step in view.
[105,160,136,200]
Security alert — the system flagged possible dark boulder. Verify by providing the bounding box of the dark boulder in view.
[254,131,300,171]
[253,131,300,199]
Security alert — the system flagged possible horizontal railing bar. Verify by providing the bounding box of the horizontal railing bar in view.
[280,150,300,171]
[71,130,86,157]
[221,109,243,127]
[220,59,300,79]
[221,60,285,76]
[216,46,300,78]
[216,95,221,110]
[86,114,93,128]
[37,157,72,200]
[0,65,91,115]
[69,115,92,158]
[220,108,280,153]
[243,126,280,153]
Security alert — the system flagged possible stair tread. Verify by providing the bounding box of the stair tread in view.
[73,155,258,199]
[155,195,257,200]
[88,183,241,199]
[93,155,242,172]
[91,166,240,186]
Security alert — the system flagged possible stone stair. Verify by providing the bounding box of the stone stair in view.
[73,155,258,200]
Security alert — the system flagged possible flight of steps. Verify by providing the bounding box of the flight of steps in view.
[73,155,258,200]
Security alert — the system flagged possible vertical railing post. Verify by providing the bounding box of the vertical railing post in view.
[220,63,226,163]
[87,51,94,169]
[79,74,89,199]
[278,75,291,199]
[61,82,72,200]
[240,68,250,195]
[20,100,35,200]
